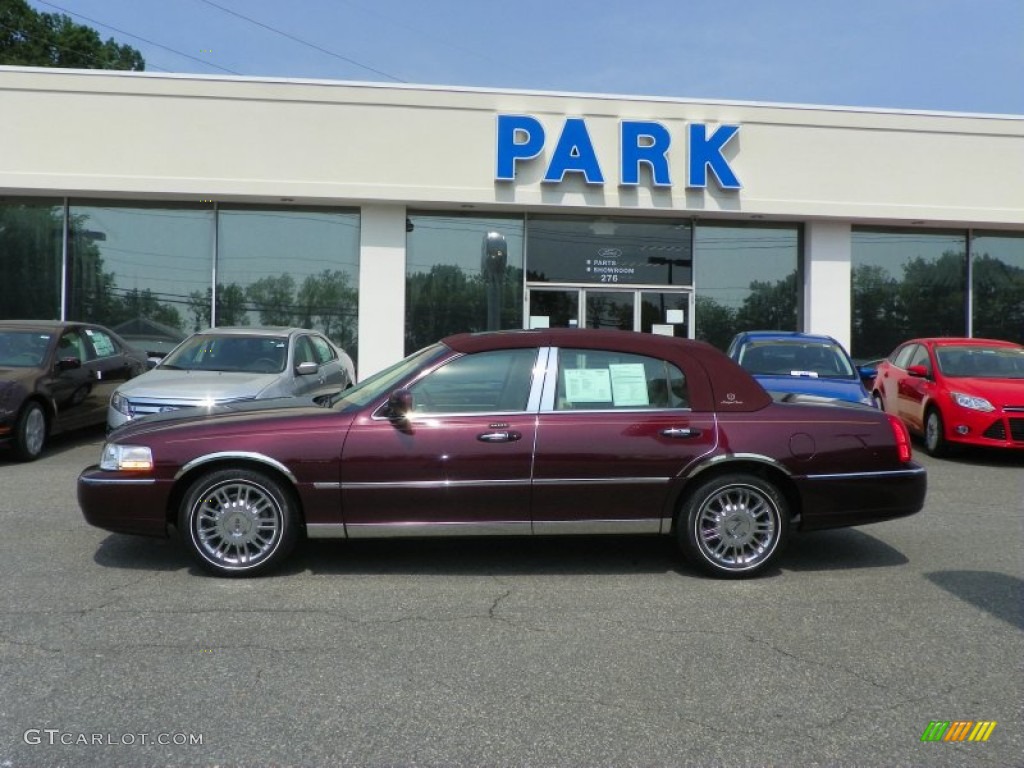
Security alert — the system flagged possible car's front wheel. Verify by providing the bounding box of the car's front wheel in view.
[13,401,47,461]
[924,408,948,457]
[179,468,299,577]
[678,473,789,578]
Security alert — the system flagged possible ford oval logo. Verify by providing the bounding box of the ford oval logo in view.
[598,248,622,259]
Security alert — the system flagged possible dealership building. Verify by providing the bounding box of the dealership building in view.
[0,66,1021,377]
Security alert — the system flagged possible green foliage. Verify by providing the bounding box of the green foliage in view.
[0,0,144,69]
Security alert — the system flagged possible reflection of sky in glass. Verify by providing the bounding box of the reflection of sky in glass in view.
[694,225,799,310]
[973,233,1024,265]
[407,214,525,276]
[72,204,214,314]
[852,229,966,278]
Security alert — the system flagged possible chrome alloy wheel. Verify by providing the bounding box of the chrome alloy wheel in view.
[190,479,284,570]
[694,484,780,571]
[21,405,46,458]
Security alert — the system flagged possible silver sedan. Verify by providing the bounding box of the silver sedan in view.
[107,327,354,430]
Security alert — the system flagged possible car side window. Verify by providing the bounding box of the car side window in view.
[555,348,688,411]
[310,335,336,365]
[294,336,317,366]
[908,345,931,369]
[409,348,537,414]
[57,330,90,362]
[84,328,118,359]
[892,344,916,369]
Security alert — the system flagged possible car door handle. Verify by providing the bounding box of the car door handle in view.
[660,427,702,439]
[477,431,522,443]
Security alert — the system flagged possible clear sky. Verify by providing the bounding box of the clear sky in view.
[26,0,1024,115]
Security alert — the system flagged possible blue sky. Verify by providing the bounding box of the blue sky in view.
[26,0,1024,114]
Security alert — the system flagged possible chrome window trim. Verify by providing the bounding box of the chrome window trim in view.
[174,452,298,484]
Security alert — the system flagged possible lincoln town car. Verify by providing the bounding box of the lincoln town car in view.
[79,329,926,578]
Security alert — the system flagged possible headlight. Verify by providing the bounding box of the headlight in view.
[110,391,129,415]
[951,392,994,412]
[100,443,154,471]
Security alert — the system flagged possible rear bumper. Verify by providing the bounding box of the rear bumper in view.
[796,464,927,531]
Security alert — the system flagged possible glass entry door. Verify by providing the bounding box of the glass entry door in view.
[527,287,692,337]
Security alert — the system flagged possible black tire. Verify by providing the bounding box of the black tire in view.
[872,392,885,411]
[13,401,47,461]
[923,408,948,458]
[179,468,299,577]
[678,473,789,578]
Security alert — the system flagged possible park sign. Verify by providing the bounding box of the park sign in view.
[495,114,741,190]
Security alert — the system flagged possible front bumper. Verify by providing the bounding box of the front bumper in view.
[78,465,174,537]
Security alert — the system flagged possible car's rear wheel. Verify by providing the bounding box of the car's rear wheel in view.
[872,392,884,411]
[678,473,789,578]
[924,408,948,457]
[13,401,47,461]
[179,468,299,577]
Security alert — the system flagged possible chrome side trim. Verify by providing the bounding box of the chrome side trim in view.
[78,476,156,486]
[533,519,664,535]
[686,452,794,479]
[341,479,531,490]
[306,523,347,539]
[313,482,341,490]
[803,467,927,481]
[531,477,670,486]
[347,521,532,538]
[174,452,298,484]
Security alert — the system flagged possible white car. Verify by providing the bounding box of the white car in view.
[107,327,354,430]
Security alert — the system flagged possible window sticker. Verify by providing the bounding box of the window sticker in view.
[564,368,611,402]
[609,363,650,406]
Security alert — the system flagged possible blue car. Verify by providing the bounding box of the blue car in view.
[727,331,876,407]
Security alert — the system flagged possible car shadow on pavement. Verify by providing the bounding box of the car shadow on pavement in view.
[782,528,909,571]
[925,570,1023,631]
[93,533,192,572]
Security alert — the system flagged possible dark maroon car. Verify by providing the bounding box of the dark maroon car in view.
[79,329,926,578]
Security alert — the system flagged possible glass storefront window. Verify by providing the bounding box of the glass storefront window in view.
[66,202,214,348]
[971,232,1024,343]
[527,216,692,286]
[405,213,525,355]
[851,228,966,360]
[216,207,360,358]
[693,223,800,351]
[0,198,63,320]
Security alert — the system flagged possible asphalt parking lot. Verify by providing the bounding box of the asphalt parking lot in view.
[0,426,1020,768]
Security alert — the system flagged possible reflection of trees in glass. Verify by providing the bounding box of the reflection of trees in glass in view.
[973,254,1024,342]
[0,204,62,320]
[694,272,798,351]
[852,250,967,359]
[405,265,524,353]
[246,275,296,326]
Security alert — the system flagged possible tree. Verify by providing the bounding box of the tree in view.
[0,0,144,69]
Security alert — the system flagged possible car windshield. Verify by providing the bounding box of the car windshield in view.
[0,330,51,368]
[738,341,855,379]
[159,334,288,373]
[935,345,1024,378]
[330,343,448,410]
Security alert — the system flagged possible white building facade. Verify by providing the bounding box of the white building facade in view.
[1,67,1022,377]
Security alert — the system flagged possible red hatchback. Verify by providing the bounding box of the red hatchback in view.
[79,329,926,579]
[871,337,1024,456]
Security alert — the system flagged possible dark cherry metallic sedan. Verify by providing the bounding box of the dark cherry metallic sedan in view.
[79,329,926,578]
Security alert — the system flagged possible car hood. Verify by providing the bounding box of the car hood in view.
[754,374,871,405]
[116,369,280,401]
[944,377,1024,403]
[110,396,328,437]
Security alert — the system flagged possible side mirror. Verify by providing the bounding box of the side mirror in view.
[386,388,413,420]
[907,364,929,378]
[295,361,319,376]
[56,357,81,371]
[857,365,877,384]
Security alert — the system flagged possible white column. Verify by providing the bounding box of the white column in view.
[803,221,853,351]
[357,204,407,379]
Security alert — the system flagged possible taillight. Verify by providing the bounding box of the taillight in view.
[886,413,912,463]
